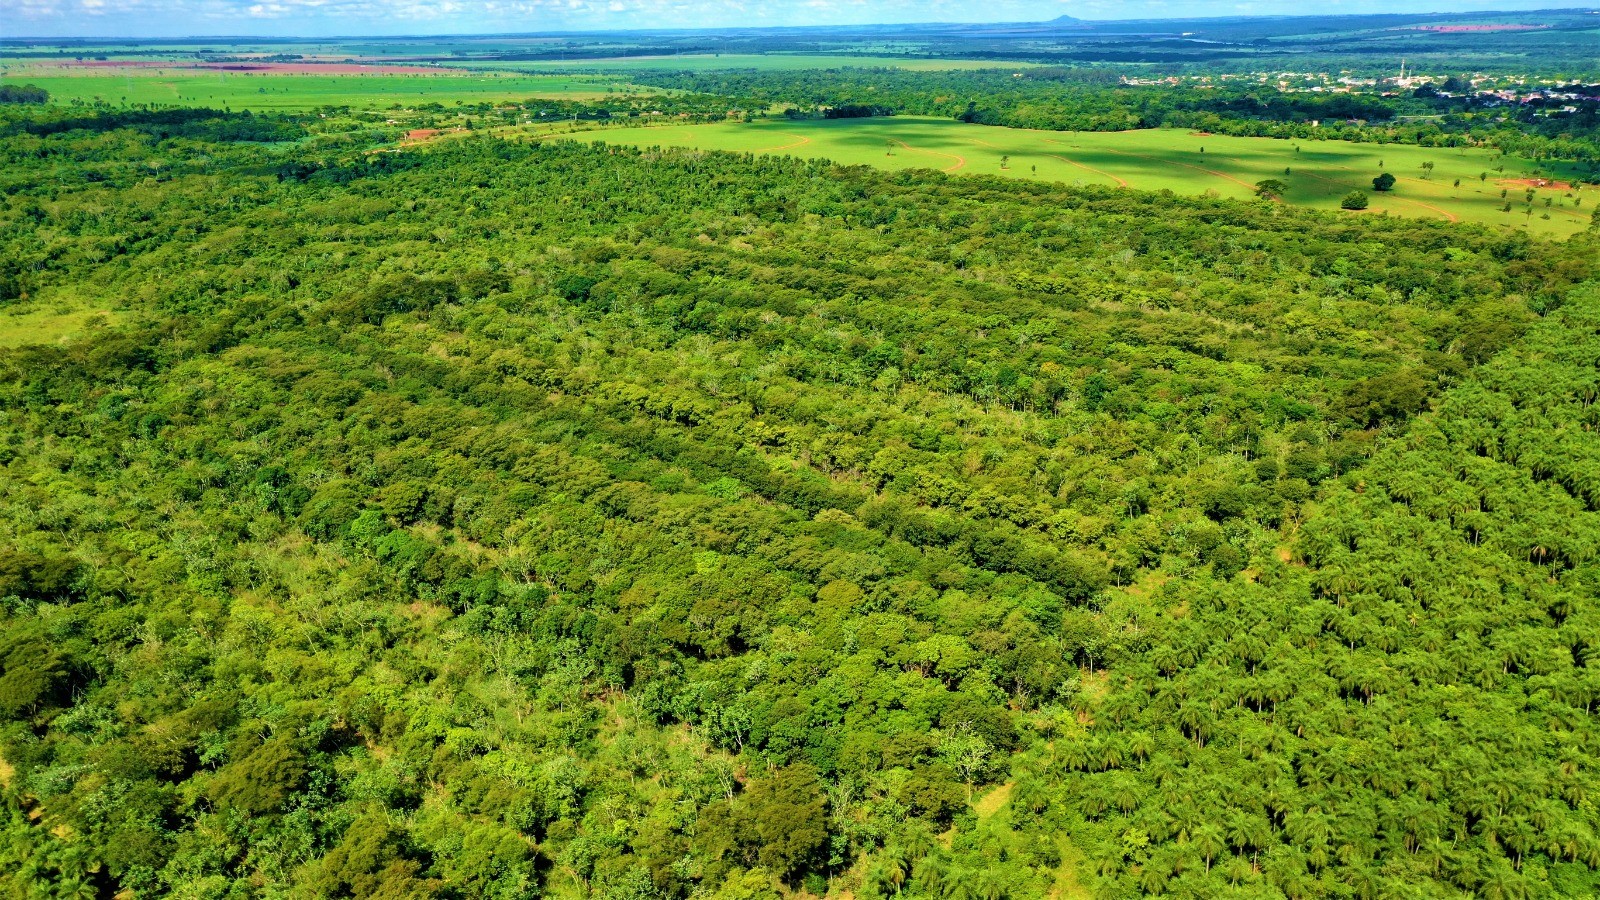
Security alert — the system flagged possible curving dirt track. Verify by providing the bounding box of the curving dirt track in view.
[1092,145,1266,193]
[1300,169,1458,222]
[1037,140,1132,187]
[892,139,966,173]
[752,133,812,153]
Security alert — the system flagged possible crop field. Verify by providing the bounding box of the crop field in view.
[438,54,1038,73]
[0,67,658,109]
[586,117,1593,237]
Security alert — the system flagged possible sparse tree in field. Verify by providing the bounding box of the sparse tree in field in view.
[1480,172,1488,181]
[1341,191,1369,210]
[1420,161,1434,178]
[1000,155,1009,169]
[1255,179,1288,200]
[1453,179,1460,189]
[1372,172,1396,192]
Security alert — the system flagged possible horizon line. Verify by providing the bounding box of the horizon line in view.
[6,6,1598,44]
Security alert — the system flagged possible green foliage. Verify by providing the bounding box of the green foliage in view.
[207,734,309,815]
[1373,171,1398,192]
[1340,189,1369,210]
[1064,282,1600,898]
[0,105,1595,899]
[303,812,442,899]
[0,622,77,718]
[1253,178,1288,199]
[0,85,49,105]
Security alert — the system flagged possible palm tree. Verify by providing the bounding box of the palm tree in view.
[873,855,908,895]
[1193,822,1226,873]
[942,868,980,900]
[976,868,1010,900]
[1479,859,1530,900]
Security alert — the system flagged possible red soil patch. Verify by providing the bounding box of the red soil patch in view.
[405,129,442,142]
[1412,23,1546,32]
[1498,177,1573,191]
[1189,131,1214,136]
[54,60,450,75]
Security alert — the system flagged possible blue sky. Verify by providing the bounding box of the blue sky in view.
[3,0,1573,38]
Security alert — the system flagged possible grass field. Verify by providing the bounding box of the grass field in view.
[582,117,1593,237]
[0,69,659,110]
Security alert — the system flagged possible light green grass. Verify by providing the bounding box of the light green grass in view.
[438,54,1038,73]
[0,70,660,110]
[0,302,119,349]
[583,116,1593,237]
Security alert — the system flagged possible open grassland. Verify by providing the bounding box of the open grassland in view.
[585,116,1594,237]
[437,54,1039,73]
[0,68,658,109]
[0,300,120,349]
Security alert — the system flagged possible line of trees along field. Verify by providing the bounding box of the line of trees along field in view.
[632,68,1600,168]
[0,109,1597,898]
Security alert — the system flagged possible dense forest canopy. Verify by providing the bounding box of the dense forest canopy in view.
[0,52,1598,900]
[0,84,50,105]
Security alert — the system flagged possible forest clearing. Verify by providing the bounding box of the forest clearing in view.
[585,116,1593,235]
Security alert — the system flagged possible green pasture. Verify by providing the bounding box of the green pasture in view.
[439,54,1038,73]
[0,70,658,110]
[585,117,1593,237]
